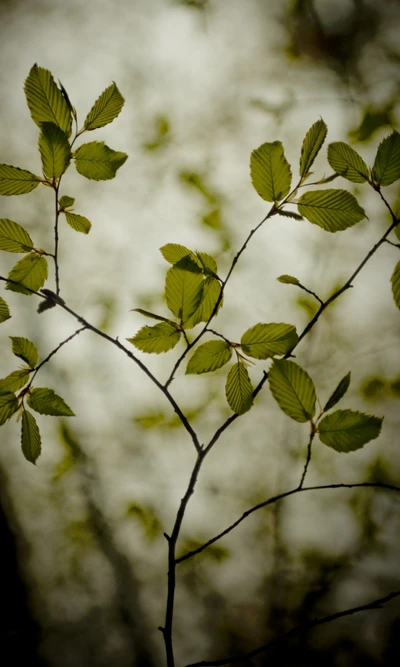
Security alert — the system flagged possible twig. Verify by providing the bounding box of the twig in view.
[27,326,87,388]
[298,429,315,489]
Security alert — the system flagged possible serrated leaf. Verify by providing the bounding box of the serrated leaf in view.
[277,274,300,285]
[327,142,369,183]
[39,122,71,179]
[27,387,74,416]
[250,141,292,202]
[21,409,41,464]
[372,131,400,186]
[10,336,38,368]
[0,219,34,253]
[0,369,31,393]
[184,277,222,328]
[241,323,298,360]
[225,362,254,415]
[0,296,11,324]
[128,321,181,354]
[297,189,366,232]
[64,212,91,234]
[59,195,75,208]
[0,392,19,426]
[391,260,400,310]
[6,253,48,295]
[318,409,382,452]
[84,82,125,131]
[0,164,41,196]
[276,209,304,221]
[24,64,72,135]
[300,119,327,178]
[268,359,316,423]
[323,372,351,412]
[186,340,232,374]
[131,308,171,322]
[160,243,196,265]
[74,141,127,180]
[195,252,218,275]
[165,258,204,324]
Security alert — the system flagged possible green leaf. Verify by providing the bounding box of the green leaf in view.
[160,243,196,264]
[6,253,48,295]
[0,369,31,393]
[241,323,298,360]
[372,131,400,186]
[27,387,75,416]
[276,209,304,221]
[250,141,292,202]
[184,276,222,328]
[225,362,254,415]
[186,340,232,374]
[24,64,72,135]
[21,409,41,464]
[0,164,41,196]
[165,257,204,324]
[391,260,400,310]
[64,212,91,234]
[323,372,351,412]
[0,219,34,253]
[38,122,71,179]
[277,274,300,285]
[318,409,383,453]
[299,119,327,178]
[0,296,11,324]
[131,308,171,323]
[195,251,218,275]
[297,189,366,232]
[327,142,370,183]
[10,336,38,368]
[268,359,316,423]
[59,195,75,208]
[0,392,19,426]
[84,82,125,131]
[74,141,127,180]
[128,321,181,354]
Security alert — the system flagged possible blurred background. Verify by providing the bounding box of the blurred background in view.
[1,0,400,665]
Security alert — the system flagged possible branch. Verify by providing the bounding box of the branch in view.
[27,325,87,388]
[298,429,315,489]
[176,482,400,564]
[184,590,400,666]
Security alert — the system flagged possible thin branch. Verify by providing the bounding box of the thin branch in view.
[176,482,400,564]
[54,182,61,295]
[27,326,87,388]
[184,590,400,666]
[298,429,315,489]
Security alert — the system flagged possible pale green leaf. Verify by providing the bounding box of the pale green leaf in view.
[160,243,196,264]
[241,323,298,360]
[250,141,292,202]
[24,64,72,135]
[21,409,41,464]
[372,131,400,186]
[64,212,91,234]
[323,372,351,412]
[84,82,125,131]
[0,219,34,253]
[297,189,366,232]
[131,308,171,322]
[0,369,31,393]
[6,253,48,295]
[391,260,400,310]
[0,392,19,426]
[299,119,327,177]
[195,252,218,275]
[59,195,75,208]
[184,276,222,328]
[327,142,370,183]
[268,359,316,422]
[225,362,254,415]
[128,321,181,354]
[277,274,300,285]
[74,142,127,180]
[186,340,232,374]
[10,336,38,368]
[0,296,11,324]
[0,164,41,196]
[27,387,75,416]
[165,258,204,324]
[39,122,71,179]
[318,409,382,452]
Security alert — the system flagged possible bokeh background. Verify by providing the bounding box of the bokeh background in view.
[1,0,400,665]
